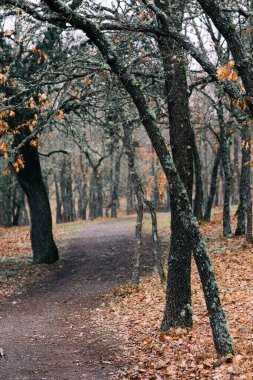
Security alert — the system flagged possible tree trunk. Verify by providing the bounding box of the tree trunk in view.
[15,145,58,264]
[204,149,221,222]
[132,193,144,285]
[144,199,166,283]
[89,169,103,219]
[60,157,75,223]
[111,150,122,218]
[246,190,253,242]
[126,165,134,214]
[235,125,252,238]
[123,124,165,284]
[232,134,240,205]
[77,156,88,220]
[193,138,204,220]
[12,187,25,226]
[151,153,160,207]
[161,190,193,329]
[217,100,233,237]
[54,174,62,224]
[157,0,194,329]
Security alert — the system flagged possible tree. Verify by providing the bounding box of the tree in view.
[37,0,233,356]
[0,0,237,355]
[0,17,59,263]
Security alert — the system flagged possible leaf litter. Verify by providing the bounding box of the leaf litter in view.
[91,209,253,380]
[0,224,66,301]
[0,212,252,379]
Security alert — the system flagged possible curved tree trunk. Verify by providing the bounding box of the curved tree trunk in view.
[15,144,58,264]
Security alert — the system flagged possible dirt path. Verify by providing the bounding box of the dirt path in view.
[0,216,156,380]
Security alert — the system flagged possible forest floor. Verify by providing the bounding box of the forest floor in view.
[0,214,158,380]
[0,210,252,380]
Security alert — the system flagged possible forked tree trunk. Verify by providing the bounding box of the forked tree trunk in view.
[123,124,165,284]
[15,144,58,264]
[144,199,165,283]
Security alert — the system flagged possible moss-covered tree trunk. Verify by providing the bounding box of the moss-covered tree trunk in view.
[157,0,194,329]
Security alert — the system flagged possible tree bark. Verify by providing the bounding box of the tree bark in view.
[132,193,144,285]
[204,149,221,222]
[157,0,193,329]
[60,157,75,223]
[54,174,62,224]
[193,139,204,221]
[111,150,123,218]
[89,169,103,219]
[232,135,240,205]
[15,145,58,264]
[220,124,233,236]
[217,101,233,236]
[126,165,134,214]
[235,125,252,239]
